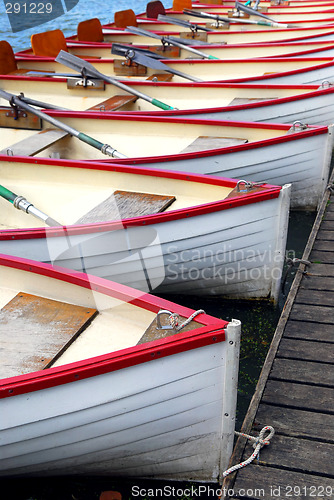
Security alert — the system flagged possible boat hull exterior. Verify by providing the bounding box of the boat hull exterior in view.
[116,128,333,211]
[0,323,240,482]
[0,186,290,302]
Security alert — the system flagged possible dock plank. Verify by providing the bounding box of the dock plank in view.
[255,404,334,441]
[299,275,334,292]
[233,465,334,500]
[294,288,334,307]
[261,380,334,413]
[242,435,334,476]
[277,338,333,363]
[270,358,334,387]
[283,321,333,342]
[289,303,334,323]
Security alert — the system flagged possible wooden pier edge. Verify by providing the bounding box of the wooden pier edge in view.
[221,170,334,495]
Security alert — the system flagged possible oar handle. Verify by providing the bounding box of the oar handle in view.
[0,185,61,226]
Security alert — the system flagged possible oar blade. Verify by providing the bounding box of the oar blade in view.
[125,26,162,40]
[55,50,104,79]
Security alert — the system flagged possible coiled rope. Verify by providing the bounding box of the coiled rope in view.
[222,426,275,478]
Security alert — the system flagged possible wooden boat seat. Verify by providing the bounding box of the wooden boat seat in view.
[0,292,97,378]
[114,9,138,28]
[31,29,68,57]
[0,128,69,156]
[76,190,176,224]
[180,136,248,153]
[77,18,104,42]
[146,1,166,18]
[87,95,138,112]
[146,73,173,81]
[173,0,192,10]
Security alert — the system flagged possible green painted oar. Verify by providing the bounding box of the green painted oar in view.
[234,1,298,27]
[0,88,127,159]
[55,51,175,111]
[125,26,220,60]
[0,184,61,226]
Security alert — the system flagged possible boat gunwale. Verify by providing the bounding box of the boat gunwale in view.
[0,255,228,398]
[0,154,282,239]
[2,74,333,116]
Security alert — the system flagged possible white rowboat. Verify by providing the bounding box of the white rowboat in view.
[0,253,240,481]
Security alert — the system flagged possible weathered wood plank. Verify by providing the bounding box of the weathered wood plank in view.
[284,320,334,342]
[233,464,334,500]
[318,221,334,231]
[242,434,334,476]
[76,190,176,224]
[270,358,334,387]
[0,128,69,156]
[310,250,334,263]
[312,240,333,252]
[315,230,334,240]
[0,292,97,378]
[289,303,334,324]
[255,404,334,441]
[306,263,334,277]
[277,338,333,363]
[262,379,334,413]
[300,275,334,292]
[180,135,248,153]
[295,289,334,307]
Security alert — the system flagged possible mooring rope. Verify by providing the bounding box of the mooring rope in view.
[222,426,275,478]
[169,309,206,331]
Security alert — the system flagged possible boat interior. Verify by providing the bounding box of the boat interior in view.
[0,261,204,380]
[0,157,246,229]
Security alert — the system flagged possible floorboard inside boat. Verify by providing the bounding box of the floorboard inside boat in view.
[0,292,97,378]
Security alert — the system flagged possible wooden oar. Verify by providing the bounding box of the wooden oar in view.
[182,9,294,28]
[0,184,61,227]
[55,51,176,111]
[111,43,203,82]
[125,26,220,60]
[0,88,127,159]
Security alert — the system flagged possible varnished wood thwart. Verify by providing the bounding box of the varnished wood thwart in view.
[76,190,176,224]
[0,128,69,156]
[0,292,97,378]
[88,95,138,112]
[146,73,173,81]
[113,59,147,76]
[181,135,248,154]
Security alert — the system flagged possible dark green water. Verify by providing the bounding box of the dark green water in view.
[0,210,316,500]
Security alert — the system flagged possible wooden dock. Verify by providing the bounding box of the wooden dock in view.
[223,175,334,499]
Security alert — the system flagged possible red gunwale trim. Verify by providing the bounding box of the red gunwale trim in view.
[0,154,282,240]
[0,255,227,398]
